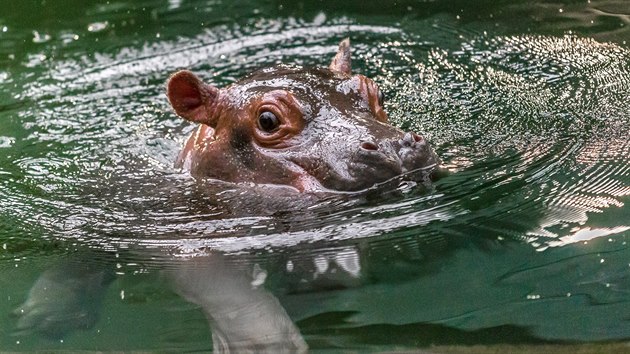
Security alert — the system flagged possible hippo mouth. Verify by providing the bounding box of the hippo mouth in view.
[347,149,404,187]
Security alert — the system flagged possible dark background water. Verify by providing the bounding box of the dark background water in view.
[0,0,629,352]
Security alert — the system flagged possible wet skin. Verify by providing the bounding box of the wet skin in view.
[168,39,440,192]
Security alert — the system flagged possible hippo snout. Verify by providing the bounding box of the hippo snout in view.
[362,132,436,165]
[396,132,439,173]
[351,131,438,185]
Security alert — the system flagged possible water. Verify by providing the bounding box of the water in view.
[1,0,629,351]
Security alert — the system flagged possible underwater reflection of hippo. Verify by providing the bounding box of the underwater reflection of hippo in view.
[14,39,439,352]
[168,38,439,192]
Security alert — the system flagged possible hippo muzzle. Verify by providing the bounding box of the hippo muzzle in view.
[309,128,439,191]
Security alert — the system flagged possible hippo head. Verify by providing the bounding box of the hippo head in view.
[167,39,440,193]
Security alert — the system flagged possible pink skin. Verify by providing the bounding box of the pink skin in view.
[167,39,439,193]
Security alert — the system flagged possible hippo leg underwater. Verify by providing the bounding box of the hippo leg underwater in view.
[13,39,440,351]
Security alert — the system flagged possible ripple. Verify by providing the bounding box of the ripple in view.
[3,24,628,259]
[0,136,14,148]
[377,32,630,249]
[26,21,400,100]
[546,226,630,248]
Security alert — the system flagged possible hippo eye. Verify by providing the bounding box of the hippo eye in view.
[258,111,280,132]
[377,89,385,106]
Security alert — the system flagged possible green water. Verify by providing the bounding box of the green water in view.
[1,0,629,351]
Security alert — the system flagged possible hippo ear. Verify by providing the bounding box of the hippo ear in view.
[167,70,219,127]
[329,38,352,75]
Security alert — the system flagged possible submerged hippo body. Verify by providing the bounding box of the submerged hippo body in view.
[168,39,439,192]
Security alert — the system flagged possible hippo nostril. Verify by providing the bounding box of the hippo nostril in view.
[401,132,424,147]
[361,141,379,151]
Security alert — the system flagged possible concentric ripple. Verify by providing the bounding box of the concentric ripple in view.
[0,0,629,350]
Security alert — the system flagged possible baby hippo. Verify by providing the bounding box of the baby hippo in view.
[12,40,440,352]
[168,39,439,192]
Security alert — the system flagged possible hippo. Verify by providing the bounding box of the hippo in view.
[167,38,439,193]
[13,39,440,352]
